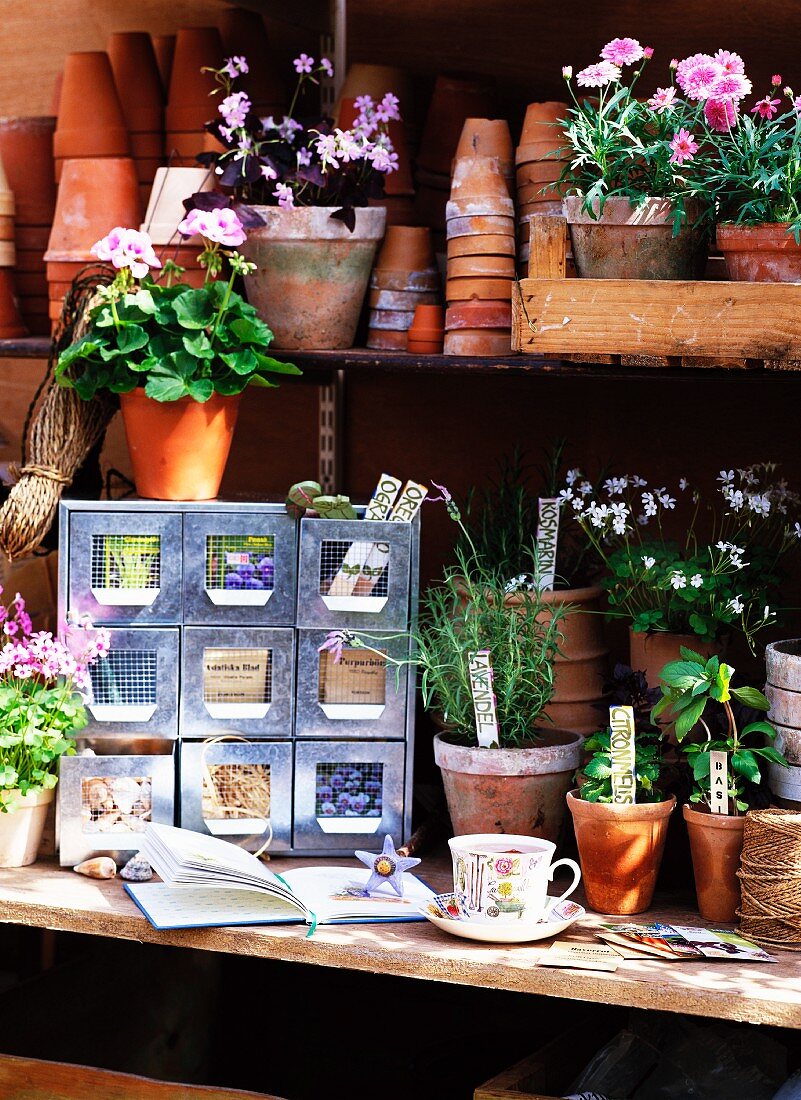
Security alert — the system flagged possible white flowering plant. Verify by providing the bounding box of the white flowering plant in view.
[561,463,801,650]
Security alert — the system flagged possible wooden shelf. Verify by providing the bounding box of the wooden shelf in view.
[3,856,801,1029]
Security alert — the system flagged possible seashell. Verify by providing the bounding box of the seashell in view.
[83,779,110,809]
[110,777,140,815]
[120,854,153,882]
[79,748,96,756]
[74,857,117,879]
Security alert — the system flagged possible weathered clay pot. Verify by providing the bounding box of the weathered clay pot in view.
[434,730,583,842]
[0,117,56,226]
[241,205,386,350]
[445,300,511,328]
[108,32,164,133]
[0,270,26,337]
[368,287,438,310]
[46,157,142,259]
[119,389,240,500]
[683,803,745,923]
[152,34,176,93]
[454,118,513,186]
[165,27,224,132]
[446,213,514,239]
[366,328,407,351]
[520,101,568,144]
[629,628,724,691]
[448,233,516,258]
[443,330,511,355]
[717,223,801,282]
[449,254,516,278]
[418,74,494,175]
[0,787,54,867]
[446,275,513,300]
[54,53,130,179]
[765,641,801,807]
[565,196,707,279]
[407,304,445,352]
[567,791,676,914]
[375,225,435,272]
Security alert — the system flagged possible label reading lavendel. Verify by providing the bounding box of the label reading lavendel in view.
[610,705,636,805]
[710,750,728,814]
[468,650,500,748]
[536,498,560,590]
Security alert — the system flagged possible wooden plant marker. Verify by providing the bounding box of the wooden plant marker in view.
[710,750,728,814]
[609,705,636,805]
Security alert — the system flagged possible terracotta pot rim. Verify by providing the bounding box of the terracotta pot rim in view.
[433,728,584,776]
[766,639,801,689]
[1,786,55,809]
[567,790,676,818]
[242,204,387,241]
[683,803,747,830]
[120,388,241,407]
[716,221,801,250]
[565,194,703,227]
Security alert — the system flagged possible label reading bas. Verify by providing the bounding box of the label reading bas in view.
[468,650,500,748]
[318,648,387,705]
[709,750,728,814]
[609,705,636,805]
[203,648,271,704]
[536,498,560,591]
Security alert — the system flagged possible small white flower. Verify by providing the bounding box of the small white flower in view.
[728,489,745,511]
[670,572,687,590]
[679,477,688,490]
[642,555,656,569]
[748,493,771,516]
[630,475,648,487]
[764,604,772,619]
[571,497,583,512]
[637,513,649,526]
[641,492,657,517]
[794,522,801,539]
[565,468,581,486]
[718,469,734,485]
[579,480,593,496]
[603,477,628,496]
[558,488,573,505]
[658,493,677,509]
[727,595,744,615]
[690,573,703,588]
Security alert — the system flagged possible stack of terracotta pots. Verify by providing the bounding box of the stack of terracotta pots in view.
[414,75,494,251]
[0,117,56,335]
[108,33,165,209]
[367,226,440,351]
[152,35,176,93]
[53,53,130,183]
[444,155,514,356]
[44,157,142,329]
[142,165,214,289]
[515,101,569,276]
[0,153,25,339]
[165,27,224,167]
[219,7,285,119]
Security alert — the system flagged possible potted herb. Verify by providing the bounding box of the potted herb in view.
[564,463,801,685]
[559,38,712,278]
[457,446,608,736]
[567,695,673,915]
[189,53,399,350]
[0,595,109,867]
[655,650,787,922]
[55,213,300,500]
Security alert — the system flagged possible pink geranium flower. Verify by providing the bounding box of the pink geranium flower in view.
[576,60,621,88]
[713,50,745,75]
[647,86,677,113]
[751,95,782,119]
[177,207,247,247]
[600,37,644,66]
[704,96,738,132]
[669,128,698,165]
[91,227,162,279]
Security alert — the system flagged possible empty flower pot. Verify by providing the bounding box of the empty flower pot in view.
[0,117,56,226]
[164,128,223,167]
[447,232,516,258]
[366,327,407,351]
[454,118,513,182]
[448,254,515,278]
[165,27,224,132]
[219,7,286,116]
[517,160,565,187]
[368,287,439,310]
[443,328,511,355]
[716,222,801,282]
[54,53,130,176]
[446,213,515,239]
[629,629,723,689]
[16,226,51,251]
[108,32,164,133]
[418,74,494,175]
[374,225,435,273]
[407,303,445,353]
[152,34,176,93]
[446,275,513,300]
[368,308,415,331]
[142,165,214,244]
[519,101,568,144]
[448,155,511,208]
[446,300,512,329]
[518,181,561,205]
[45,157,142,261]
[370,268,439,292]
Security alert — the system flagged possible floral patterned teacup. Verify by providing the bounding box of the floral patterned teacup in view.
[448,834,581,924]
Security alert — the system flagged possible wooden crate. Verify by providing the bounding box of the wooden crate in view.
[512,215,801,370]
[474,1025,608,1099]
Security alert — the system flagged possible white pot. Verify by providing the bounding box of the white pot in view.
[0,787,54,867]
[141,166,214,245]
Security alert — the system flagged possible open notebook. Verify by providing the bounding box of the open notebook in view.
[124,823,435,930]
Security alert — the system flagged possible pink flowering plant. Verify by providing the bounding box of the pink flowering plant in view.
[190,53,400,230]
[0,596,110,811]
[55,214,299,403]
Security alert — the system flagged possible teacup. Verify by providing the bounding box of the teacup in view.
[448,833,581,924]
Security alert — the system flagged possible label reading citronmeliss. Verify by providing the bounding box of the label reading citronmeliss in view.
[610,705,636,805]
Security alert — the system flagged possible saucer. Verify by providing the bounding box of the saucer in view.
[419,896,585,944]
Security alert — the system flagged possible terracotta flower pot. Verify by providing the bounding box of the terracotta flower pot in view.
[119,388,240,501]
[516,141,567,166]
[368,308,415,331]
[454,118,513,183]
[15,226,51,250]
[370,268,439,292]
[418,74,494,175]
[434,730,583,841]
[152,34,176,93]
[567,791,676,914]
[683,804,745,923]
[374,225,435,272]
[0,788,54,867]
[241,205,387,350]
[629,628,724,691]
[368,287,439,310]
[142,165,214,244]
[443,329,511,355]
[409,303,444,330]
[54,53,130,174]
[446,275,513,301]
[45,157,142,261]
[219,7,285,115]
[445,300,511,328]
[717,222,801,282]
[0,117,56,226]
[164,128,223,166]
[517,160,565,187]
[520,101,569,144]
[518,181,561,205]
[447,233,515,259]
[564,196,707,280]
[366,328,407,351]
[446,213,514,239]
[165,27,224,132]
[108,32,164,133]
[407,338,443,354]
[448,254,516,278]
[448,154,512,212]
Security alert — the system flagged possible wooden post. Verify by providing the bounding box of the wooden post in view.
[527,215,567,278]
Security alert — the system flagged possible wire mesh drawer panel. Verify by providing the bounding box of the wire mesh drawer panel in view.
[179,739,292,853]
[296,517,412,631]
[180,627,294,738]
[293,741,405,852]
[295,629,409,740]
[66,510,183,625]
[183,510,297,627]
[83,627,179,738]
[58,748,175,865]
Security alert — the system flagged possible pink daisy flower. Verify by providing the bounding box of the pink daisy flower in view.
[576,60,621,88]
[751,95,782,119]
[676,53,714,83]
[647,86,677,113]
[794,95,801,114]
[600,37,644,67]
[669,128,698,165]
[704,96,738,132]
[681,60,725,101]
[709,72,752,100]
[713,50,745,75]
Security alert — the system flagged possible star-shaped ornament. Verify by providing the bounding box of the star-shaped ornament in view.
[354,835,421,897]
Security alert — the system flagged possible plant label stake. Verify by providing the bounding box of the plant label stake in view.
[352,480,429,597]
[609,705,636,805]
[468,650,500,748]
[364,473,403,520]
[536,497,560,591]
[328,474,402,596]
[390,480,428,523]
[710,750,728,814]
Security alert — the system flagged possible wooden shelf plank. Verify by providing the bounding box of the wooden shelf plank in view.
[2,857,801,1029]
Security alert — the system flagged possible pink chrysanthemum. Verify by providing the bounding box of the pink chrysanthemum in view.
[681,60,725,101]
[576,60,621,88]
[669,128,698,165]
[709,72,752,100]
[647,86,677,113]
[751,95,782,120]
[704,96,738,132]
[713,50,745,75]
[676,53,714,82]
[794,95,801,114]
[600,37,643,67]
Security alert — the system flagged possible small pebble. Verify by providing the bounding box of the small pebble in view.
[74,856,117,879]
[120,854,153,882]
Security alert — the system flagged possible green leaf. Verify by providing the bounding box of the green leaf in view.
[117,324,149,354]
[230,315,273,345]
[186,377,214,402]
[173,289,215,329]
[221,348,259,376]
[182,330,215,359]
[144,374,188,402]
[741,720,777,738]
[247,374,278,389]
[692,751,711,781]
[674,695,707,741]
[731,686,770,711]
[679,646,708,665]
[253,352,302,376]
[583,757,613,779]
[732,748,761,783]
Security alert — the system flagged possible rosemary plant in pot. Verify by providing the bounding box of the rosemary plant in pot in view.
[559,38,712,278]
[655,650,787,922]
[55,214,299,500]
[191,53,399,349]
[457,446,608,736]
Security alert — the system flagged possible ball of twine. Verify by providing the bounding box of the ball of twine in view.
[738,808,801,949]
